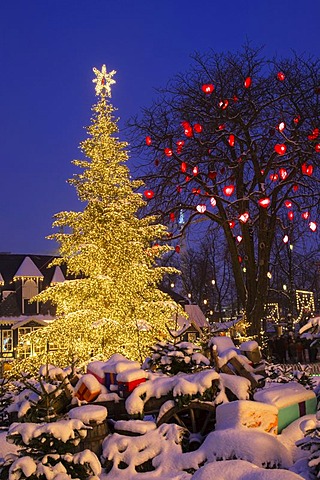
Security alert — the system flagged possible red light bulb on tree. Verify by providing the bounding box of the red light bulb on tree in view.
[302,211,310,220]
[288,211,294,221]
[145,136,152,146]
[196,204,206,213]
[223,185,235,196]
[279,168,288,180]
[193,166,199,176]
[228,134,235,147]
[239,212,249,223]
[164,148,173,157]
[201,84,214,94]
[284,200,292,208]
[193,123,203,133]
[181,162,187,173]
[277,72,285,81]
[144,189,154,199]
[244,77,252,88]
[259,198,271,208]
[274,144,287,155]
[309,221,317,232]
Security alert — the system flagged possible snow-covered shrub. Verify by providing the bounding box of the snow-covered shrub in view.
[0,419,101,479]
[296,417,320,479]
[8,365,74,423]
[145,340,210,375]
[262,362,314,389]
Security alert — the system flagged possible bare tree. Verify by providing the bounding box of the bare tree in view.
[129,46,320,336]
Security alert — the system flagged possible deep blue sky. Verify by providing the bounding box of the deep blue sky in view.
[1,0,320,254]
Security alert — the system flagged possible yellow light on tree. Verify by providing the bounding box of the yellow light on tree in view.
[15,65,183,371]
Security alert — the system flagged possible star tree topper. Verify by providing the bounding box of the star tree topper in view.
[92,64,116,97]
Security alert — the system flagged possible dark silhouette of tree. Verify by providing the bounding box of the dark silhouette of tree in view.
[130,46,320,335]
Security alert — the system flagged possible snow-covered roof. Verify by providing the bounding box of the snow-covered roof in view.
[50,265,65,284]
[13,256,44,280]
[0,315,54,327]
[11,316,53,330]
[176,304,209,332]
[0,272,4,285]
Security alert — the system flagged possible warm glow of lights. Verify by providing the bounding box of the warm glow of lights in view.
[283,235,289,243]
[288,211,294,221]
[302,211,310,219]
[169,212,175,222]
[277,72,285,81]
[145,136,152,146]
[284,200,292,208]
[301,163,313,176]
[228,134,235,147]
[270,173,278,181]
[181,162,187,173]
[218,99,229,110]
[210,197,217,207]
[278,121,286,132]
[236,235,243,243]
[229,221,236,228]
[181,121,193,137]
[307,128,319,140]
[164,148,173,157]
[279,168,288,180]
[267,272,272,279]
[193,166,199,176]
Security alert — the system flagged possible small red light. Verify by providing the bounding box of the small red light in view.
[274,144,287,155]
[270,173,279,181]
[202,84,214,94]
[284,200,292,208]
[279,168,288,180]
[176,140,185,153]
[210,197,216,207]
[224,185,235,196]
[164,148,173,157]
[196,204,206,213]
[277,72,285,81]
[278,122,286,132]
[192,188,201,195]
[309,221,317,232]
[239,212,249,223]
[292,184,299,192]
[218,124,225,130]
[307,128,319,141]
[228,134,235,147]
[293,115,300,124]
[144,189,154,199]
[176,185,182,193]
[302,163,313,176]
[145,136,152,146]
[259,198,271,208]
[244,77,252,88]
[315,143,320,152]
[175,245,181,253]
[288,211,294,221]
[193,123,203,133]
[181,121,193,137]
[181,162,187,173]
[229,221,235,228]
[302,212,310,220]
[193,166,199,176]
[169,212,175,222]
[218,99,229,110]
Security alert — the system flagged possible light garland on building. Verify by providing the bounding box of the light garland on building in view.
[294,290,315,324]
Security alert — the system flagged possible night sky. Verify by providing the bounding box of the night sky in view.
[1,0,320,254]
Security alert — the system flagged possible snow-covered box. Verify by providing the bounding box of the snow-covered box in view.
[74,374,101,402]
[87,355,141,390]
[216,400,278,434]
[253,383,316,433]
[117,368,148,398]
[239,340,261,364]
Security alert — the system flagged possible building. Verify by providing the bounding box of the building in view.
[0,253,66,361]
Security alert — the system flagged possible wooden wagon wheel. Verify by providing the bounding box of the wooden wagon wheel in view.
[156,402,216,451]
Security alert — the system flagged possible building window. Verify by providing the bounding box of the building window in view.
[2,330,13,352]
[18,327,32,358]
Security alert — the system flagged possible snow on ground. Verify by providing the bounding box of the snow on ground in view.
[0,430,18,462]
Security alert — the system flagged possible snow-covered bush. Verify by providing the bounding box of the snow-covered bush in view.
[0,419,101,479]
[145,340,210,375]
[296,416,320,479]
[262,362,314,389]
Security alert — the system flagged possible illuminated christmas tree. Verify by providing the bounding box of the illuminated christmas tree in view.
[16,65,182,370]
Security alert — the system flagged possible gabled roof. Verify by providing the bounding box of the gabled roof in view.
[50,265,65,284]
[14,256,44,280]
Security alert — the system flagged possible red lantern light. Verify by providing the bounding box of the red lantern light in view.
[218,124,226,130]
[277,122,286,132]
[176,140,185,153]
[277,72,285,81]
[238,256,242,263]
[218,99,229,110]
[185,176,191,182]
[208,170,217,180]
[181,162,187,173]
[223,185,235,196]
[144,189,154,199]
[283,235,289,243]
[293,115,300,124]
[193,123,203,133]
[274,144,287,155]
[315,143,320,152]
[302,211,310,220]
[210,197,217,207]
[244,77,252,88]
[302,163,313,176]
[192,166,199,176]
[239,212,249,223]
[229,221,235,228]
[201,84,214,94]
[259,198,271,208]
[279,168,288,180]
[309,221,317,232]
[181,121,193,137]
[233,95,239,102]
[270,173,279,181]
[288,211,294,221]
[293,184,299,192]
[175,245,181,253]
[284,200,292,208]
[169,212,175,222]
[196,204,206,213]
[164,148,173,157]
[228,134,235,147]
[145,136,152,146]
[307,128,319,141]
[192,188,201,195]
